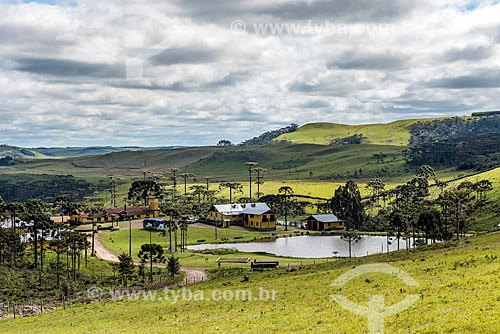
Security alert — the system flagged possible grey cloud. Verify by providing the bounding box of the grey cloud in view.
[388,99,473,114]
[288,81,321,93]
[204,71,249,89]
[175,0,421,22]
[255,0,420,22]
[427,72,500,89]
[301,100,330,109]
[112,71,248,92]
[442,45,493,62]
[13,58,124,78]
[150,46,223,66]
[327,51,407,70]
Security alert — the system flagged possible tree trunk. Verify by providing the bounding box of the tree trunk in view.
[40,231,44,272]
[33,223,38,267]
[56,251,60,287]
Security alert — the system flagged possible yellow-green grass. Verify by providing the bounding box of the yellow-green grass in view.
[449,167,500,230]
[184,143,408,180]
[277,119,441,146]
[99,225,318,269]
[424,168,500,231]
[3,232,500,333]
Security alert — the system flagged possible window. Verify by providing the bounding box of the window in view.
[270,215,276,221]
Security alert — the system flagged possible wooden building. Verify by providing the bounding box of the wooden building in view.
[304,214,345,231]
[208,203,277,231]
[70,197,160,224]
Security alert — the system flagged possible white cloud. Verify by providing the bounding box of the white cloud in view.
[0,0,499,146]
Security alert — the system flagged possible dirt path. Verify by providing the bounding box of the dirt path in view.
[91,234,208,284]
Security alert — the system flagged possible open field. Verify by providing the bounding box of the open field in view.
[2,231,500,333]
[98,225,319,269]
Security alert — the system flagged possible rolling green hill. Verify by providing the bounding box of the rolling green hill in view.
[185,143,407,181]
[2,144,408,182]
[0,145,178,160]
[277,119,440,146]
[0,145,45,159]
[32,146,173,158]
[2,232,499,333]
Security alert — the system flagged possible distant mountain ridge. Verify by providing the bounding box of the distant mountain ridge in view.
[0,145,178,159]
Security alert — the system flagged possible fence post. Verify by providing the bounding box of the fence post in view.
[13,302,16,319]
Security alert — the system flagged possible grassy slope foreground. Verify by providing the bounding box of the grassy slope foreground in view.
[2,233,499,333]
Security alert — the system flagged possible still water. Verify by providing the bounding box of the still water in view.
[187,235,412,258]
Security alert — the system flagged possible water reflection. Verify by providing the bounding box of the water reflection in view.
[187,235,415,258]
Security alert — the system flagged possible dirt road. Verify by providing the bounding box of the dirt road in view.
[90,234,208,283]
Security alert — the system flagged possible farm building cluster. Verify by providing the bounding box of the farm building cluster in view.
[67,197,345,232]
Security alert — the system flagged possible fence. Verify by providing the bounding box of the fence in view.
[1,274,206,320]
[0,293,95,320]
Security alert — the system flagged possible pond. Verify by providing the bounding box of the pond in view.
[187,235,414,258]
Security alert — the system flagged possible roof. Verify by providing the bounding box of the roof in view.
[211,203,273,216]
[305,214,342,223]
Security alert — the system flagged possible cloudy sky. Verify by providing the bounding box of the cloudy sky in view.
[1,0,499,147]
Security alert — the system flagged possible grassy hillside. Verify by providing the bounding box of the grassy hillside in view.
[2,232,499,333]
[1,147,223,179]
[1,144,408,182]
[452,167,500,230]
[0,145,45,159]
[185,143,407,181]
[277,119,439,146]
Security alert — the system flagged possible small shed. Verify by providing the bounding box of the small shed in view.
[304,214,345,231]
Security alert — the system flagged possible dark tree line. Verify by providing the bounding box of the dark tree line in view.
[409,115,500,146]
[0,175,94,203]
[239,123,299,146]
[330,134,365,146]
[404,134,500,171]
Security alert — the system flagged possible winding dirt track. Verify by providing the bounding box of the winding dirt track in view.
[91,234,208,284]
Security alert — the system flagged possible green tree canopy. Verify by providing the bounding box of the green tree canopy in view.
[331,181,364,230]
